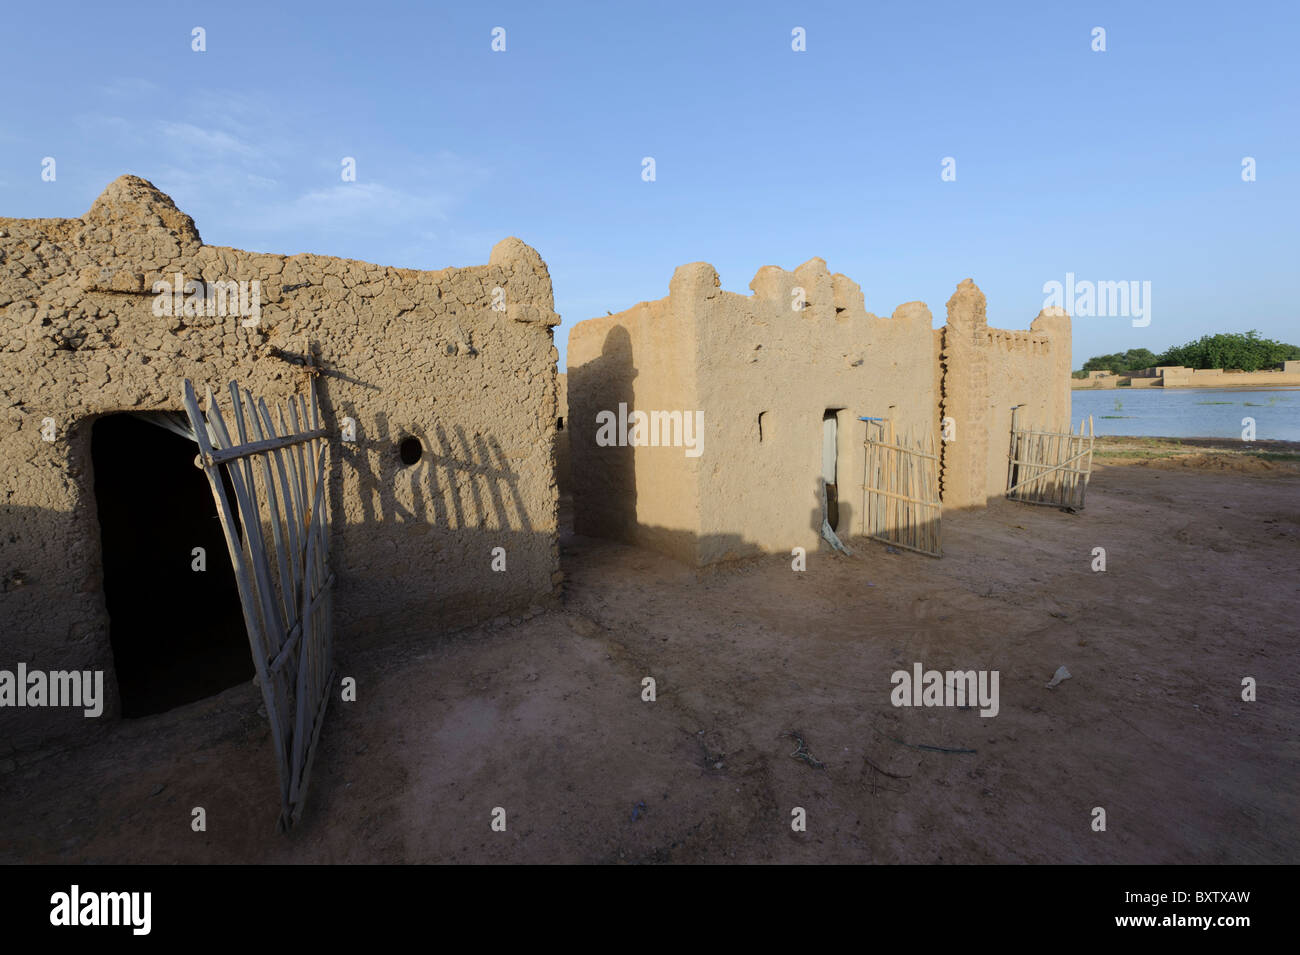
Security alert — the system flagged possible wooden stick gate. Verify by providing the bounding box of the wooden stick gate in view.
[861,418,942,557]
[182,377,336,831]
[1006,406,1095,510]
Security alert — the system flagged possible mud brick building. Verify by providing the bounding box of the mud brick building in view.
[1,176,561,753]
[567,259,1070,564]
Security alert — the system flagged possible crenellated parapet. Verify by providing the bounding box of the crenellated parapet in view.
[938,282,1072,509]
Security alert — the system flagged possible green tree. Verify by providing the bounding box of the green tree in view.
[1156,331,1300,372]
[1080,352,1122,374]
[1076,333,1300,375]
[1078,347,1158,374]
[1122,347,1157,370]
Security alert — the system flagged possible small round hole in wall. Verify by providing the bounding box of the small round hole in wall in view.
[398,436,423,466]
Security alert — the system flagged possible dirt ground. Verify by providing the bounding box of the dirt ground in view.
[3,438,1298,864]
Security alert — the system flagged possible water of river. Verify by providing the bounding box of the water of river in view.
[1069,388,1300,442]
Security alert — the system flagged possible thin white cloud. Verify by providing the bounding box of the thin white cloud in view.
[55,83,495,265]
[261,181,452,230]
[157,121,262,159]
[100,77,161,99]
[73,113,133,136]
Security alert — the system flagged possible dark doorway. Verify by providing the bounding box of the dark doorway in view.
[822,409,841,531]
[91,414,252,717]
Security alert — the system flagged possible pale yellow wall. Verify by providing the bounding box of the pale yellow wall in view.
[939,280,1071,509]
[555,372,571,496]
[568,257,935,565]
[566,270,702,563]
[693,258,935,562]
[571,270,1069,560]
[1072,375,1119,390]
[1161,367,1300,388]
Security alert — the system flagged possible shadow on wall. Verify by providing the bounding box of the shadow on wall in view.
[1,511,562,760]
[303,377,551,644]
[324,401,534,535]
[573,326,637,543]
[267,371,540,536]
[555,373,571,497]
[1,501,119,754]
[0,417,555,755]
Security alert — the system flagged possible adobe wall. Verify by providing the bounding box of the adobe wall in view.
[568,258,935,565]
[1074,364,1300,390]
[1072,376,1119,390]
[555,372,571,496]
[566,273,702,563]
[1071,372,1119,390]
[939,280,1071,509]
[692,258,935,563]
[0,175,560,754]
[1159,366,1300,388]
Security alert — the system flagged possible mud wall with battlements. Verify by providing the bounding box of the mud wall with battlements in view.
[567,258,937,566]
[0,176,560,754]
[570,270,1070,562]
[938,280,1072,510]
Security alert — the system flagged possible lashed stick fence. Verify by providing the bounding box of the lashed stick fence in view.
[182,377,335,831]
[861,418,942,557]
[1006,407,1095,510]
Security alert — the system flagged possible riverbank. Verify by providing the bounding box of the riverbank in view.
[1093,436,1300,471]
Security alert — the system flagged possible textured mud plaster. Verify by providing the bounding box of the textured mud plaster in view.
[0,176,560,753]
[939,279,1071,510]
[568,258,937,566]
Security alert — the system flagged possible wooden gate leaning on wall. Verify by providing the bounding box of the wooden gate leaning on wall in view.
[861,418,942,557]
[1006,406,1096,510]
[182,377,336,831]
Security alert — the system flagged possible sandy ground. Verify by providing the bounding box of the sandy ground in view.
[3,439,1298,863]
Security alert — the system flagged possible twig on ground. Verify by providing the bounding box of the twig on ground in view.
[863,755,912,779]
[786,731,826,770]
[886,735,977,755]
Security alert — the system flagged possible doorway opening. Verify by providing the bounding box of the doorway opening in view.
[91,413,252,717]
[822,409,842,531]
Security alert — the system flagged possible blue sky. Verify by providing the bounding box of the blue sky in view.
[2,1,1296,369]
